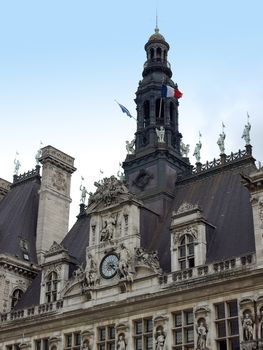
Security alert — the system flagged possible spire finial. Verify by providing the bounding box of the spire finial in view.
[155,9,159,33]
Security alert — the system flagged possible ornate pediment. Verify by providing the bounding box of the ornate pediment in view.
[45,241,68,257]
[87,176,135,212]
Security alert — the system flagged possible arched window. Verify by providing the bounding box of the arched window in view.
[156,47,162,61]
[46,271,58,303]
[178,234,195,270]
[143,100,150,127]
[11,289,23,309]
[150,48,154,59]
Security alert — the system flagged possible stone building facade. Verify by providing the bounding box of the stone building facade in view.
[0,27,262,350]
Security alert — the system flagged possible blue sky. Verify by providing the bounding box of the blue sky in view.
[0,0,263,227]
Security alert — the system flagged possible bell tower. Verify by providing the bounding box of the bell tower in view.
[123,27,191,210]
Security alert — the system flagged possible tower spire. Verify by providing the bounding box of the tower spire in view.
[155,9,159,33]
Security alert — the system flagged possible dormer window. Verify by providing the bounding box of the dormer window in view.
[178,234,195,270]
[11,289,23,309]
[45,271,58,303]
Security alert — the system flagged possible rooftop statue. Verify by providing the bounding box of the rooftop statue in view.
[14,152,21,175]
[242,113,251,145]
[80,177,88,205]
[217,123,226,154]
[193,132,202,163]
[35,141,43,165]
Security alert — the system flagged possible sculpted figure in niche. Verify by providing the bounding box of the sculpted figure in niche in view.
[243,313,254,341]
[196,320,207,349]
[100,216,116,242]
[117,333,126,350]
[118,244,133,281]
[155,327,166,350]
[85,254,98,287]
[156,126,165,143]
[82,339,91,350]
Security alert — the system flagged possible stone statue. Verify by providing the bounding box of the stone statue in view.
[155,328,165,350]
[35,141,43,165]
[14,153,21,175]
[118,244,133,281]
[117,333,126,350]
[100,216,116,242]
[126,139,135,155]
[193,141,202,163]
[217,123,226,154]
[242,116,251,145]
[243,313,253,341]
[180,141,190,157]
[156,126,165,143]
[80,183,88,205]
[85,253,98,287]
[196,321,207,349]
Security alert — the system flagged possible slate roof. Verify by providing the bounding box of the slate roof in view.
[144,155,256,272]
[0,173,40,264]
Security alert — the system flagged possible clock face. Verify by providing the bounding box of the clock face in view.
[100,254,119,279]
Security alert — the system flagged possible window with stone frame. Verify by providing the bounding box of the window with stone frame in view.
[11,288,23,309]
[133,317,153,350]
[6,345,20,350]
[172,309,194,349]
[97,324,116,350]
[214,300,239,350]
[64,332,81,350]
[35,338,49,350]
[178,234,195,270]
[45,271,58,303]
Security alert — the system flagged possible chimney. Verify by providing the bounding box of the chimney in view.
[36,146,76,263]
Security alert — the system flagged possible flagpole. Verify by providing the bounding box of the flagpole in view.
[158,98,163,121]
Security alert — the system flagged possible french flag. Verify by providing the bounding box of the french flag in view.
[161,84,183,99]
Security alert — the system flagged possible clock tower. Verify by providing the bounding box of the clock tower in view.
[123,27,191,212]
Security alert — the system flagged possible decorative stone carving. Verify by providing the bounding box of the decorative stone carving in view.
[258,307,263,339]
[135,248,161,273]
[193,140,202,162]
[117,332,127,350]
[155,326,166,350]
[180,141,190,157]
[242,312,254,341]
[82,329,94,350]
[259,198,263,229]
[217,130,226,154]
[84,254,99,288]
[100,215,117,242]
[126,139,135,155]
[46,241,67,256]
[118,244,134,282]
[88,176,130,208]
[173,226,198,246]
[52,170,67,192]
[156,126,165,143]
[133,169,153,191]
[175,202,199,215]
[196,318,208,350]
